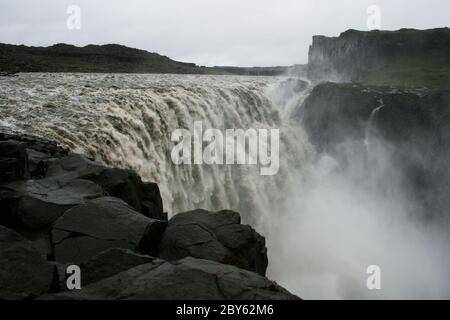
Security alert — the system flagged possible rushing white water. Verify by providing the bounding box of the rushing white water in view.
[0,73,312,231]
[1,73,449,299]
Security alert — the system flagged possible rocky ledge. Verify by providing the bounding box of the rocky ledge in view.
[0,132,299,300]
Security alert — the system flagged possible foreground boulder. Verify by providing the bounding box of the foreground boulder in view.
[0,133,299,300]
[81,168,165,220]
[0,132,68,180]
[0,140,29,181]
[51,197,167,264]
[44,257,299,300]
[0,226,56,297]
[159,209,268,276]
[46,154,165,220]
[81,248,161,285]
[0,178,103,230]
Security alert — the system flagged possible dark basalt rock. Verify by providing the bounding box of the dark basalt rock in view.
[0,226,57,297]
[43,257,299,300]
[81,248,162,285]
[296,82,383,152]
[0,178,104,230]
[159,209,268,276]
[0,132,68,180]
[0,132,298,300]
[0,140,29,181]
[45,154,108,181]
[0,132,68,158]
[46,154,165,220]
[27,148,52,178]
[51,197,167,264]
[297,82,450,218]
[298,82,450,154]
[81,169,165,220]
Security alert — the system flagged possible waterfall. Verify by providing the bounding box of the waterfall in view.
[2,73,450,299]
[0,73,312,233]
[364,98,384,153]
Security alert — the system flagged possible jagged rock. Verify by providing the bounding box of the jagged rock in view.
[51,197,167,264]
[27,148,50,178]
[0,132,68,158]
[0,140,29,181]
[43,257,299,300]
[0,133,68,179]
[45,154,104,181]
[0,178,104,230]
[0,133,298,300]
[159,209,268,276]
[47,154,165,219]
[0,226,56,297]
[50,262,70,292]
[81,169,165,220]
[82,248,162,285]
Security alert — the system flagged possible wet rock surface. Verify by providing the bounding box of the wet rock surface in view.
[81,248,162,285]
[0,133,297,300]
[159,209,268,276]
[0,178,103,230]
[297,82,450,218]
[43,257,299,300]
[46,154,165,219]
[0,226,56,297]
[51,196,167,264]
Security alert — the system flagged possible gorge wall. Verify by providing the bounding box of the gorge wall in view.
[307,28,450,88]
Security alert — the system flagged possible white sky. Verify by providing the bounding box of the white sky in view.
[0,0,449,66]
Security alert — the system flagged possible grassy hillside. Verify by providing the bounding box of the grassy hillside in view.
[0,43,303,76]
[356,46,450,90]
[0,43,216,74]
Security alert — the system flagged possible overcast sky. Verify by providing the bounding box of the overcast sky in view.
[1,0,449,66]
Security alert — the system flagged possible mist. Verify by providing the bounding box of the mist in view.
[266,95,450,298]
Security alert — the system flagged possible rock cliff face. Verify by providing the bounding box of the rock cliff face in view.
[297,82,450,219]
[308,28,450,88]
[0,132,299,300]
